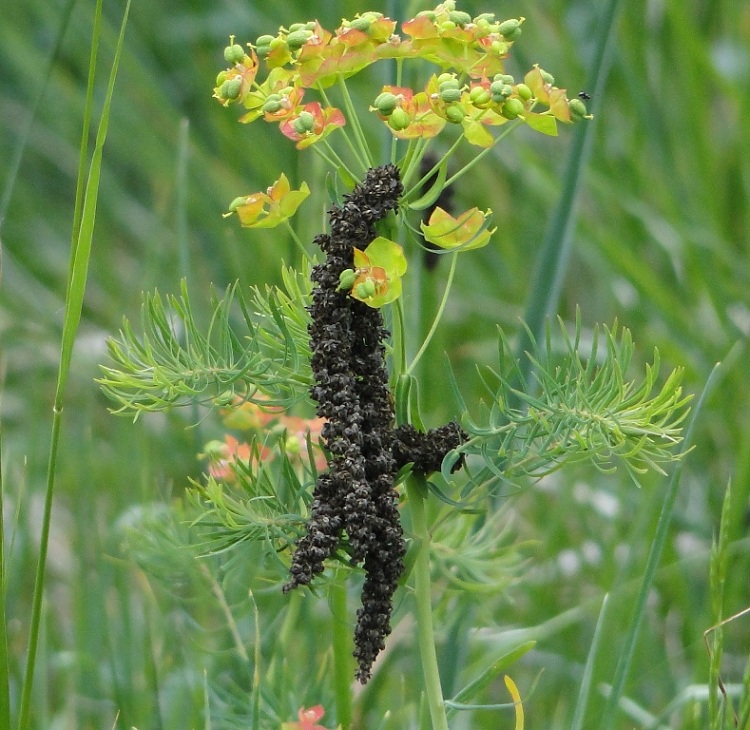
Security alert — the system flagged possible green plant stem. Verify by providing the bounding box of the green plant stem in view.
[330,576,353,730]
[406,252,457,376]
[336,76,375,169]
[405,475,449,730]
[317,83,369,174]
[16,2,130,727]
[283,219,313,265]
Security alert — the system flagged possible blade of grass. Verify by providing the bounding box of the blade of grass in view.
[0,425,9,730]
[599,341,743,728]
[570,594,609,730]
[516,0,624,373]
[16,2,132,727]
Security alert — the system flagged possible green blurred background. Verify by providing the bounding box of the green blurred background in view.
[2,0,749,727]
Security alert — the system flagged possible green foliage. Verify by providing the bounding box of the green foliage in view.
[454,316,690,488]
[4,0,750,727]
[98,267,313,417]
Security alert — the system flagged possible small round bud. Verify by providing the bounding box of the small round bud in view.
[440,20,457,32]
[256,45,271,57]
[224,43,245,64]
[292,110,315,134]
[498,19,522,40]
[338,269,357,290]
[515,83,532,100]
[388,107,411,131]
[440,88,462,104]
[220,78,242,100]
[286,29,312,50]
[490,40,508,56]
[469,86,492,106]
[445,104,465,124]
[490,80,513,99]
[437,73,456,87]
[474,13,495,22]
[569,98,588,120]
[373,92,398,115]
[540,69,555,85]
[262,98,283,113]
[228,196,247,212]
[501,97,525,119]
[449,10,472,26]
[439,80,460,94]
[355,280,376,299]
[288,22,305,32]
[215,70,228,86]
[256,34,275,47]
[349,17,371,32]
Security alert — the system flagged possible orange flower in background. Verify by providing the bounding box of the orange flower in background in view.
[202,435,265,482]
[281,705,328,730]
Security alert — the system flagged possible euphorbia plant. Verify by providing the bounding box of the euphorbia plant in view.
[99,3,688,728]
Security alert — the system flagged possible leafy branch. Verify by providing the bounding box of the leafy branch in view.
[98,266,312,417]
[451,315,692,486]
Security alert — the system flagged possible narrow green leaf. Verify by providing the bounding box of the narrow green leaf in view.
[446,641,536,718]
[407,159,448,211]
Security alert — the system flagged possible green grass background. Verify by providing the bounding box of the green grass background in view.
[1,0,749,728]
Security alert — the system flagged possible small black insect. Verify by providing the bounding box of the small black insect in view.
[578,91,592,100]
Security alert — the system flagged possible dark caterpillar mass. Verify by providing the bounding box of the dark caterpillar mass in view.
[283,164,466,683]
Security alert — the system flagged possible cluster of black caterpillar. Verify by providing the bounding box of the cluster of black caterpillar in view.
[282,165,466,683]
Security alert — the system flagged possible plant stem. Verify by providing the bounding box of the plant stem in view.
[405,475,449,730]
[330,575,353,730]
[406,252,457,376]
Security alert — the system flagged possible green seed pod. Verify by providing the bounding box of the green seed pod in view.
[417,11,437,21]
[269,37,287,50]
[355,280,376,299]
[388,107,411,131]
[474,13,496,23]
[501,97,525,119]
[338,269,357,290]
[445,104,465,124]
[349,17,371,32]
[490,81,512,98]
[220,78,242,100]
[449,10,472,26]
[498,19,522,40]
[295,110,315,132]
[228,196,247,212]
[469,86,491,106]
[437,73,456,87]
[286,29,312,50]
[540,69,555,85]
[262,98,283,114]
[490,40,508,56]
[305,21,317,30]
[256,34,275,47]
[515,83,532,100]
[256,45,271,57]
[373,92,398,115]
[440,20,457,32]
[288,23,305,32]
[215,70,228,86]
[440,88,462,104]
[224,43,245,64]
[569,98,587,119]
